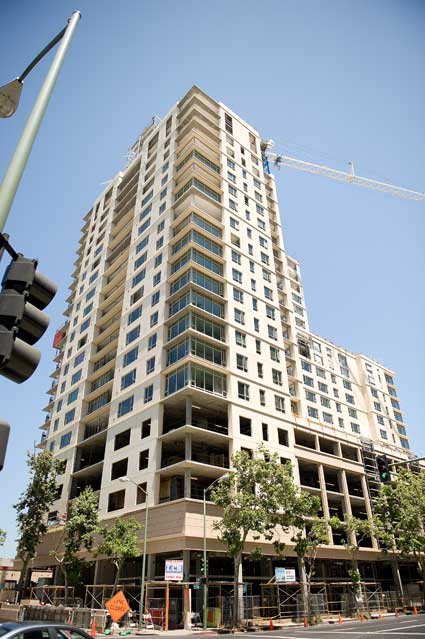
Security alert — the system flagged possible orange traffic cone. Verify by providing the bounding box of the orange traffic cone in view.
[338,613,343,625]
[395,608,399,618]
[269,619,274,630]
[90,621,96,637]
[304,616,309,628]
[413,607,418,616]
[378,611,383,620]
[359,612,365,622]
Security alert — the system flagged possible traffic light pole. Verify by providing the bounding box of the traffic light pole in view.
[0,11,81,233]
[389,456,425,468]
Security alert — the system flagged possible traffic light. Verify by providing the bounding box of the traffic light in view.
[0,256,57,383]
[200,557,209,575]
[376,455,391,483]
[0,421,10,470]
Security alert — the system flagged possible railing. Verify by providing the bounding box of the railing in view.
[93,351,116,372]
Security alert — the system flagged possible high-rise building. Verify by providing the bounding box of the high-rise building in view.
[36,86,414,602]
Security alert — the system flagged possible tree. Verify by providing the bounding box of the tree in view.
[290,492,328,621]
[373,468,425,605]
[329,514,372,592]
[14,451,62,599]
[211,446,298,627]
[51,486,99,605]
[0,529,6,548]
[97,518,141,593]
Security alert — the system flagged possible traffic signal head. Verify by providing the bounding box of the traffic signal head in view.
[376,455,391,483]
[0,256,57,383]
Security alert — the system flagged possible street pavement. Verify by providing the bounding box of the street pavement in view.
[93,614,425,639]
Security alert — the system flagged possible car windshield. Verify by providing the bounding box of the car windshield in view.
[0,629,14,637]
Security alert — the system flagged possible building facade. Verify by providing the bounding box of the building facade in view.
[36,86,416,599]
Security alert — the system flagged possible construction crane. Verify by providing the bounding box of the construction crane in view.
[260,140,425,203]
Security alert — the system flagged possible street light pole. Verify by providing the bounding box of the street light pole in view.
[202,473,229,630]
[0,10,81,233]
[119,476,148,630]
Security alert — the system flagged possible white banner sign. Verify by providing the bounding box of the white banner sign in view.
[165,559,184,581]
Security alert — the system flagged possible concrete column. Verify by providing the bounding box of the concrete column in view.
[185,433,192,460]
[183,549,191,582]
[147,554,155,580]
[335,441,342,457]
[361,475,379,549]
[318,464,333,543]
[340,470,352,516]
[184,469,191,498]
[93,559,101,585]
[185,396,192,425]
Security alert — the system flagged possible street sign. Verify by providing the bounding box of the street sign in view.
[165,559,184,581]
[105,590,130,622]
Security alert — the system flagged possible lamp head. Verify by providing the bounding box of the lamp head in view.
[0,79,23,118]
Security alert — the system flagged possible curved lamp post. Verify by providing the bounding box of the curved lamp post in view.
[0,11,81,232]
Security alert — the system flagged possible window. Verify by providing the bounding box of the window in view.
[235,331,246,347]
[234,309,245,324]
[153,272,161,287]
[128,306,142,324]
[126,326,140,345]
[266,305,275,320]
[67,389,78,404]
[254,318,260,332]
[239,416,252,436]
[71,370,81,385]
[374,401,382,412]
[251,278,256,291]
[60,432,72,448]
[238,382,250,400]
[306,390,316,402]
[151,291,160,306]
[338,417,344,429]
[114,429,130,450]
[257,362,264,378]
[232,269,242,284]
[348,408,357,418]
[303,375,314,387]
[148,333,157,350]
[308,406,319,418]
[139,449,149,470]
[233,288,244,304]
[140,419,151,439]
[343,380,352,390]
[121,369,136,390]
[318,382,328,394]
[275,396,285,413]
[64,409,75,424]
[264,287,273,300]
[231,250,241,264]
[118,396,134,417]
[230,217,239,230]
[316,367,326,379]
[111,458,128,481]
[321,397,331,408]
[80,319,90,333]
[237,354,248,372]
[132,269,146,288]
[268,325,277,340]
[256,339,262,354]
[150,311,158,327]
[323,412,333,424]
[377,415,385,425]
[259,389,266,406]
[380,429,388,440]
[270,346,280,362]
[301,360,312,372]
[144,384,153,403]
[252,298,258,311]
[108,489,125,512]
[272,369,282,386]
[351,423,361,434]
[346,393,355,404]
[278,429,289,446]
[123,346,138,367]
[262,423,269,441]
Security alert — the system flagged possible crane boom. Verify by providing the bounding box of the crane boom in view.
[261,144,425,203]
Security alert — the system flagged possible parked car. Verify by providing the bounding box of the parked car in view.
[0,623,92,639]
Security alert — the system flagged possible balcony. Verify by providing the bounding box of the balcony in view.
[160,440,229,475]
[36,432,48,450]
[163,399,228,439]
[83,419,108,441]
[73,440,105,474]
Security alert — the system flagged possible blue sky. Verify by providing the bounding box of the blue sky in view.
[0,0,423,557]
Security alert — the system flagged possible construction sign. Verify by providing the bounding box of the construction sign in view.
[105,590,130,622]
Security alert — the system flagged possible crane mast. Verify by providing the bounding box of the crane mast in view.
[260,140,425,203]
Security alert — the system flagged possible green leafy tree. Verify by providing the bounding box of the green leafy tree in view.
[51,486,99,604]
[373,468,425,604]
[97,518,141,593]
[211,446,298,627]
[14,451,62,599]
[0,529,6,548]
[329,514,372,592]
[290,493,328,621]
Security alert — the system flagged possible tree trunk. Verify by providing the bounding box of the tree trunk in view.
[233,552,242,628]
[113,560,123,594]
[16,555,29,603]
[298,556,309,620]
[63,568,69,606]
